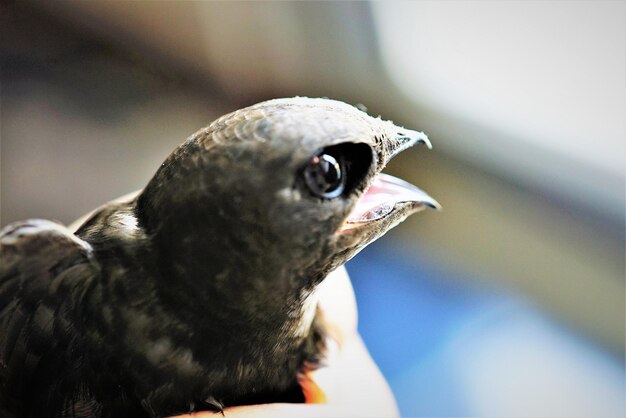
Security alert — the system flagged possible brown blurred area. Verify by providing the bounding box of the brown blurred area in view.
[1,0,624,365]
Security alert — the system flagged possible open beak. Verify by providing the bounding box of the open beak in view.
[340,173,440,232]
[340,129,440,233]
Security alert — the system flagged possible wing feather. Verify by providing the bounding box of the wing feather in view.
[0,219,99,417]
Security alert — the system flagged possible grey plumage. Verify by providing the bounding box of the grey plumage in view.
[0,97,438,417]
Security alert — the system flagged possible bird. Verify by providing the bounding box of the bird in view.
[0,97,439,418]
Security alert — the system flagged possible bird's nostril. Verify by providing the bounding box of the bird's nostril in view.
[396,133,412,142]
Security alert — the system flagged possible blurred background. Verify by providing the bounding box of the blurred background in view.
[1,1,624,416]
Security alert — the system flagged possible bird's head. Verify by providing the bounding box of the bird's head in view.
[137,98,438,308]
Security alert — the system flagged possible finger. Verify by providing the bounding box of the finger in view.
[177,403,384,418]
[315,266,358,346]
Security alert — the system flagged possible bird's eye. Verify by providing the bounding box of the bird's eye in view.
[303,152,346,198]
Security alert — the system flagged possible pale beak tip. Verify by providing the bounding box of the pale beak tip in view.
[397,129,432,150]
[417,132,432,149]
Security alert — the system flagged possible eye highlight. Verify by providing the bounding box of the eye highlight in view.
[303,153,345,199]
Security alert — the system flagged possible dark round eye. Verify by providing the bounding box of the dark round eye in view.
[303,152,345,198]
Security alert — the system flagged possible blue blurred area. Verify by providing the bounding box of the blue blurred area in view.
[347,239,626,417]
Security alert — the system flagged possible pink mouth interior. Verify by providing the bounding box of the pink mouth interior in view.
[341,173,438,231]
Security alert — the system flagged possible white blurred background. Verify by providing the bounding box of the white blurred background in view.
[1,1,624,416]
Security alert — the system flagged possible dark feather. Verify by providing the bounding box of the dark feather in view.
[0,220,102,417]
[0,98,436,417]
